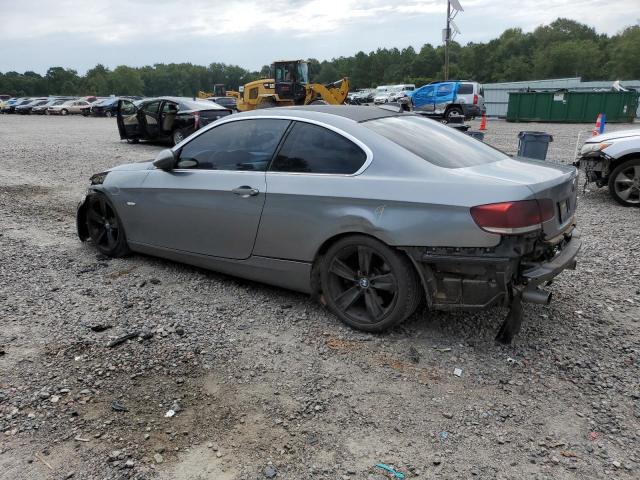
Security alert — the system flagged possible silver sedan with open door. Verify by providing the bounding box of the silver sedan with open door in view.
[78,106,581,343]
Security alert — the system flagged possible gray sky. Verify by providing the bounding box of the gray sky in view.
[1,0,638,74]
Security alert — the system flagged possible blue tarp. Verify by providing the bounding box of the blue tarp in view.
[409,81,460,109]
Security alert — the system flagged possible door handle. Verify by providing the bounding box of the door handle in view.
[232,186,259,197]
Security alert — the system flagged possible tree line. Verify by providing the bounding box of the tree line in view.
[1,19,638,97]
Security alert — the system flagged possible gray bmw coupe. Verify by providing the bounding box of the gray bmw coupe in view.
[77,106,581,343]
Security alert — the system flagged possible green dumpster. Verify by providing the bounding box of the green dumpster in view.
[506,90,639,123]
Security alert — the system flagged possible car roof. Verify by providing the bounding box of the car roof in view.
[244,105,410,123]
[143,96,229,110]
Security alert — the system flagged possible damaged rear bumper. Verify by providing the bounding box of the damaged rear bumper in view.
[404,228,581,310]
[520,230,581,287]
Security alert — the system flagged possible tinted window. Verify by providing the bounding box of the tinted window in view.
[162,101,178,113]
[178,119,290,171]
[142,101,160,114]
[362,116,507,168]
[458,83,473,94]
[120,100,136,115]
[270,122,367,174]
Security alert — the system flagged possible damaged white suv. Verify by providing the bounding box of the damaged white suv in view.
[577,129,640,207]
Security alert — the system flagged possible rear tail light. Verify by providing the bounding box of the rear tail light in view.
[192,112,200,129]
[470,199,554,234]
[473,94,478,105]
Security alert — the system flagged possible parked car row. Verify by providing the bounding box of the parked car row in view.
[346,81,486,121]
[0,95,142,116]
[1,93,236,147]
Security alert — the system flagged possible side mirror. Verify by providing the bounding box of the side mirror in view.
[153,149,177,170]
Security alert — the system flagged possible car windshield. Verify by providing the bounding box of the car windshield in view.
[362,115,508,168]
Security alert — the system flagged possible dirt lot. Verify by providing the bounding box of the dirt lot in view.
[0,114,639,480]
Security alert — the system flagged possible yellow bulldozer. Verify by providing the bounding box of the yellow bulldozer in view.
[227,60,349,111]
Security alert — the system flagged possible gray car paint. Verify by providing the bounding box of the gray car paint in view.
[90,107,577,293]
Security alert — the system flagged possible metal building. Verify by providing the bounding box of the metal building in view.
[483,77,640,118]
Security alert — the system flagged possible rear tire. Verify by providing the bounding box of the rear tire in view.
[608,158,640,207]
[105,111,113,118]
[172,129,187,146]
[320,235,421,332]
[60,109,68,116]
[445,106,463,122]
[85,193,130,257]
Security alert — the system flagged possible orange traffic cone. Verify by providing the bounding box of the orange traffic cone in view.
[479,113,487,131]
[592,113,602,136]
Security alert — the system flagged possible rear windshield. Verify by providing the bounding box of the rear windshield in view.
[362,115,507,168]
[178,99,227,111]
[457,83,474,94]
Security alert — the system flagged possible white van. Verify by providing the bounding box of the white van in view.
[388,84,416,102]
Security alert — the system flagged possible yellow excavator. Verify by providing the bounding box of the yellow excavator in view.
[227,60,349,111]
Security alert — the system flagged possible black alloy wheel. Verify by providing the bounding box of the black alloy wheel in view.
[320,235,420,332]
[85,193,130,257]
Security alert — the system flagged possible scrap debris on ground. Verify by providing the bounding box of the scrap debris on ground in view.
[0,115,638,479]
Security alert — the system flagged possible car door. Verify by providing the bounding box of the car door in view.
[116,100,140,139]
[435,82,456,114]
[125,118,291,259]
[253,121,370,262]
[159,100,179,138]
[412,84,436,112]
[137,100,161,139]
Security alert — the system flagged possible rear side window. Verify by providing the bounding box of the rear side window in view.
[142,101,160,114]
[120,100,136,115]
[362,116,507,168]
[270,122,367,174]
[458,83,473,94]
[178,119,290,171]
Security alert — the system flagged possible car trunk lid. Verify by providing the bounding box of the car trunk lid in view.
[464,158,578,240]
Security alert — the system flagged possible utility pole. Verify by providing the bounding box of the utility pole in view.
[443,0,463,81]
[445,0,450,80]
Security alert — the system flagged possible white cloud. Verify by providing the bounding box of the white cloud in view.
[0,0,637,73]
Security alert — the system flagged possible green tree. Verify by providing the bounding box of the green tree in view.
[607,26,640,78]
[109,66,144,95]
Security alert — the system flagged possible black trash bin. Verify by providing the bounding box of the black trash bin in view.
[517,131,553,160]
[465,131,485,142]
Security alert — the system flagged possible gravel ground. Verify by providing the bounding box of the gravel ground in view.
[0,114,638,480]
